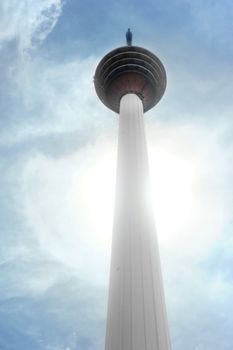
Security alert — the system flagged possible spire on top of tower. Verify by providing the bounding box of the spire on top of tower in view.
[126,28,132,46]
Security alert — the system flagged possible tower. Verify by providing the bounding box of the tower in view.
[94,31,171,350]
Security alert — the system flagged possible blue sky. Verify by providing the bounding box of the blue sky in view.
[1,1,233,349]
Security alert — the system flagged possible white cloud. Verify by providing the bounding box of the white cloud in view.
[18,135,116,286]
[0,0,63,53]
[0,52,106,145]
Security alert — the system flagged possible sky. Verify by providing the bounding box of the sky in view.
[0,0,233,349]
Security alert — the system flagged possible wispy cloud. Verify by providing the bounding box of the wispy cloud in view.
[0,0,63,54]
[0,52,105,146]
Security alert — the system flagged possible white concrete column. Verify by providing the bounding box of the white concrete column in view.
[105,93,171,350]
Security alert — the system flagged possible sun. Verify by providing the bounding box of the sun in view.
[77,139,197,248]
[149,149,196,243]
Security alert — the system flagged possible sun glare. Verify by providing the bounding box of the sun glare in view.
[149,149,196,243]
[76,141,197,248]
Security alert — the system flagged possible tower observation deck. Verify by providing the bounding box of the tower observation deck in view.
[94,31,171,350]
[94,40,166,113]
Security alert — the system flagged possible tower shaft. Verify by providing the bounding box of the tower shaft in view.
[105,93,171,350]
